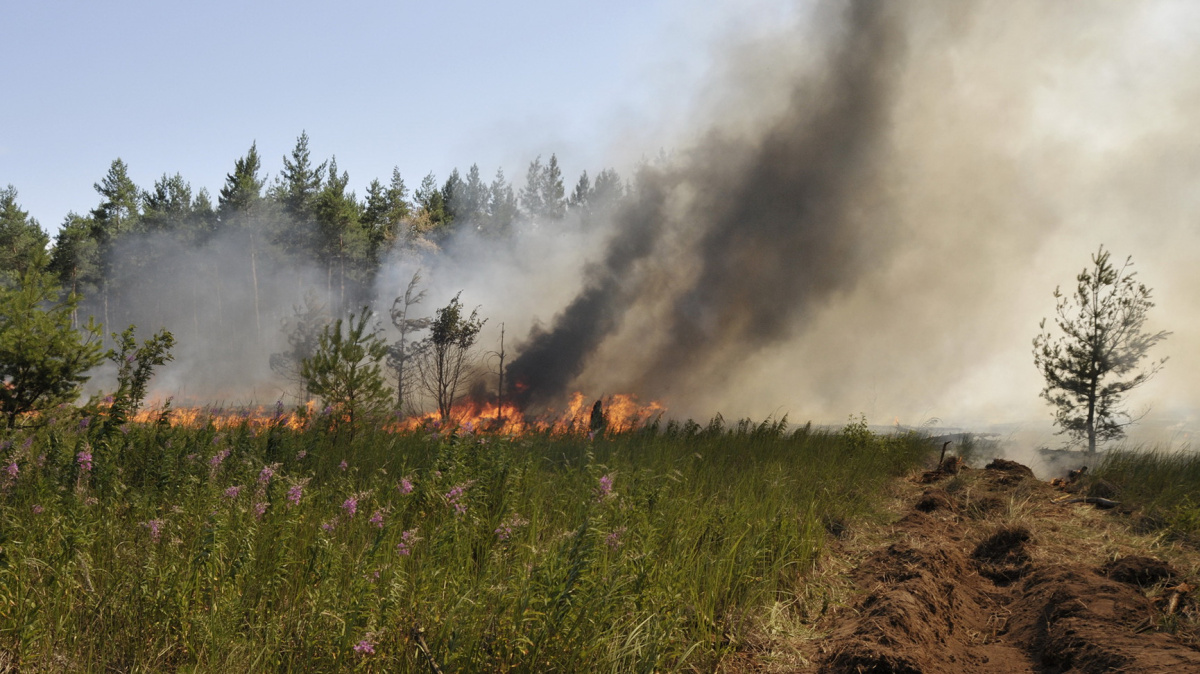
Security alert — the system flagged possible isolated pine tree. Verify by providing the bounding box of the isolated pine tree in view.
[301,308,391,430]
[1033,246,1170,452]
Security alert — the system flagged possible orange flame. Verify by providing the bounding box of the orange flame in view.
[127,394,664,436]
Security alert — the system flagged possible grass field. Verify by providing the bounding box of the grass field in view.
[1094,446,1200,544]
[0,408,933,672]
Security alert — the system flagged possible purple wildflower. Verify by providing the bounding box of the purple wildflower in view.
[445,483,471,515]
[321,519,337,532]
[342,497,358,517]
[77,449,93,472]
[35,454,46,468]
[209,448,230,469]
[398,477,414,495]
[79,416,90,431]
[369,510,384,528]
[353,638,375,655]
[606,526,626,550]
[144,519,164,543]
[339,460,348,471]
[258,465,275,484]
[287,484,303,505]
[253,502,268,520]
[494,513,528,542]
[223,485,243,499]
[21,437,32,449]
[396,529,419,555]
[5,463,17,478]
[103,395,114,405]
[32,504,43,514]
[596,474,614,500]
[322,405,333,416]
[295,450,307,460]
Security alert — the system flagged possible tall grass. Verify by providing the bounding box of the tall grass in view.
[0,410,931,672]
[1095,446,1200,540]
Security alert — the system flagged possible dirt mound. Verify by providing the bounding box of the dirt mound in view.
[1104,555,1176,586]
[810,459,1200,674]
[972,525,1032,585]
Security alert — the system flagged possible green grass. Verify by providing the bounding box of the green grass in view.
[0,410,932,672]
[1094,446,1200,542]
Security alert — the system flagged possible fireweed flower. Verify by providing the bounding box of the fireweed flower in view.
[78,416,90,431]
[253,502,268,519]
[209,448,230,469]
[287,484,303,505]
[606,526,626,550]
[396,529,419,555]
[5,463,17,478]
[143,519,164,543]
[258,464,276,484]
[369,510,384,528]
[398,477,414,495]
[342,497,358,517]
[354,637,376,655]
[339,460,348,471]
[596,474,614,500]
[494,514,528,541]
[77,449,93,472]
[445,483,471,515]
[32,504,43,514]
[223,485,243,499]
[321,519,337,532]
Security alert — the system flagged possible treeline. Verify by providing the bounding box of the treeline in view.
[0,132,630,331]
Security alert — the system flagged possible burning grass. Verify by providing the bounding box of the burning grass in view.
[0,407,930,671]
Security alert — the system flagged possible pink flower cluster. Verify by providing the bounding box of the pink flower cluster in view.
[223,485,243,499]
[595,474,614,501]
[342,497,357,517]
[143,518,165,543]
[494,513,528,542]
[396,529,419,556]
[287,484,303,505]
[77,449,93,472]
[398,477,414,495]
[369,510,385,528]
[209,448,230,470]
[445,483,471,515]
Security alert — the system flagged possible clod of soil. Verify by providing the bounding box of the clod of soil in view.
[915,489,954,513]
[1104,555,1175,586]
[984,458,1036,486]
[973,525,1033,584]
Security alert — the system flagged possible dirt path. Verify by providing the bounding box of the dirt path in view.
[734,459,1200,673]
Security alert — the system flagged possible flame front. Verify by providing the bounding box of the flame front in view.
[128,394,663,436]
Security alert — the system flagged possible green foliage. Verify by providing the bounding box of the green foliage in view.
[0,412,932,671]
[1033,246,1170,452]
[301,309,391,428]
[0,186,50,288]
[418,293,485,423]
[104,325,176,428]
[1095,448,1200,543]
[520,154,567,221]
[0,255,104,428]
[270,292,332,402]
[218,142,265,218]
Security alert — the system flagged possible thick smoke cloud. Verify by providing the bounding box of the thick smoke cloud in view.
[121,0,1200,444]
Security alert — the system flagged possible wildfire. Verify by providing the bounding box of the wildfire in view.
[130,400,316,431]
[393,392,666,436]
[126,393,664,436]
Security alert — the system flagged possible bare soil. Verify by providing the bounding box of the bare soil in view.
[730,459,1200,673]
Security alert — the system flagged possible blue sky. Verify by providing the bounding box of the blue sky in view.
[2,0,787,234]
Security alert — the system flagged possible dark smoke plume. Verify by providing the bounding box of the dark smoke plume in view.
[507,1,904,407]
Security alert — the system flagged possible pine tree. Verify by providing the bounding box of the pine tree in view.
[590,168,625,212]
[0,253,105,428]
[1034,246,1171,452]
[414,172,448,232]
[90,159,141,241]
[141,173,194,234]
[314,157,366,314]
[519,156,545,218]
[301,308,391,431]
[487,168,518,236]
[540,154,566,219]
[218,142,265,219]
[361,167,411,261]
[568,171,591,214]
[441,168,463,227]
[48,213,101,320]
[0,185,50,287]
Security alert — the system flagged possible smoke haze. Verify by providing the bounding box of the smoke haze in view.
[118,0,1200,443]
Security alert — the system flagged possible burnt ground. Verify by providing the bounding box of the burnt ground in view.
[725,459,1200,673]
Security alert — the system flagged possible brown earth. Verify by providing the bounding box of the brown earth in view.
[727,459,1200,673]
